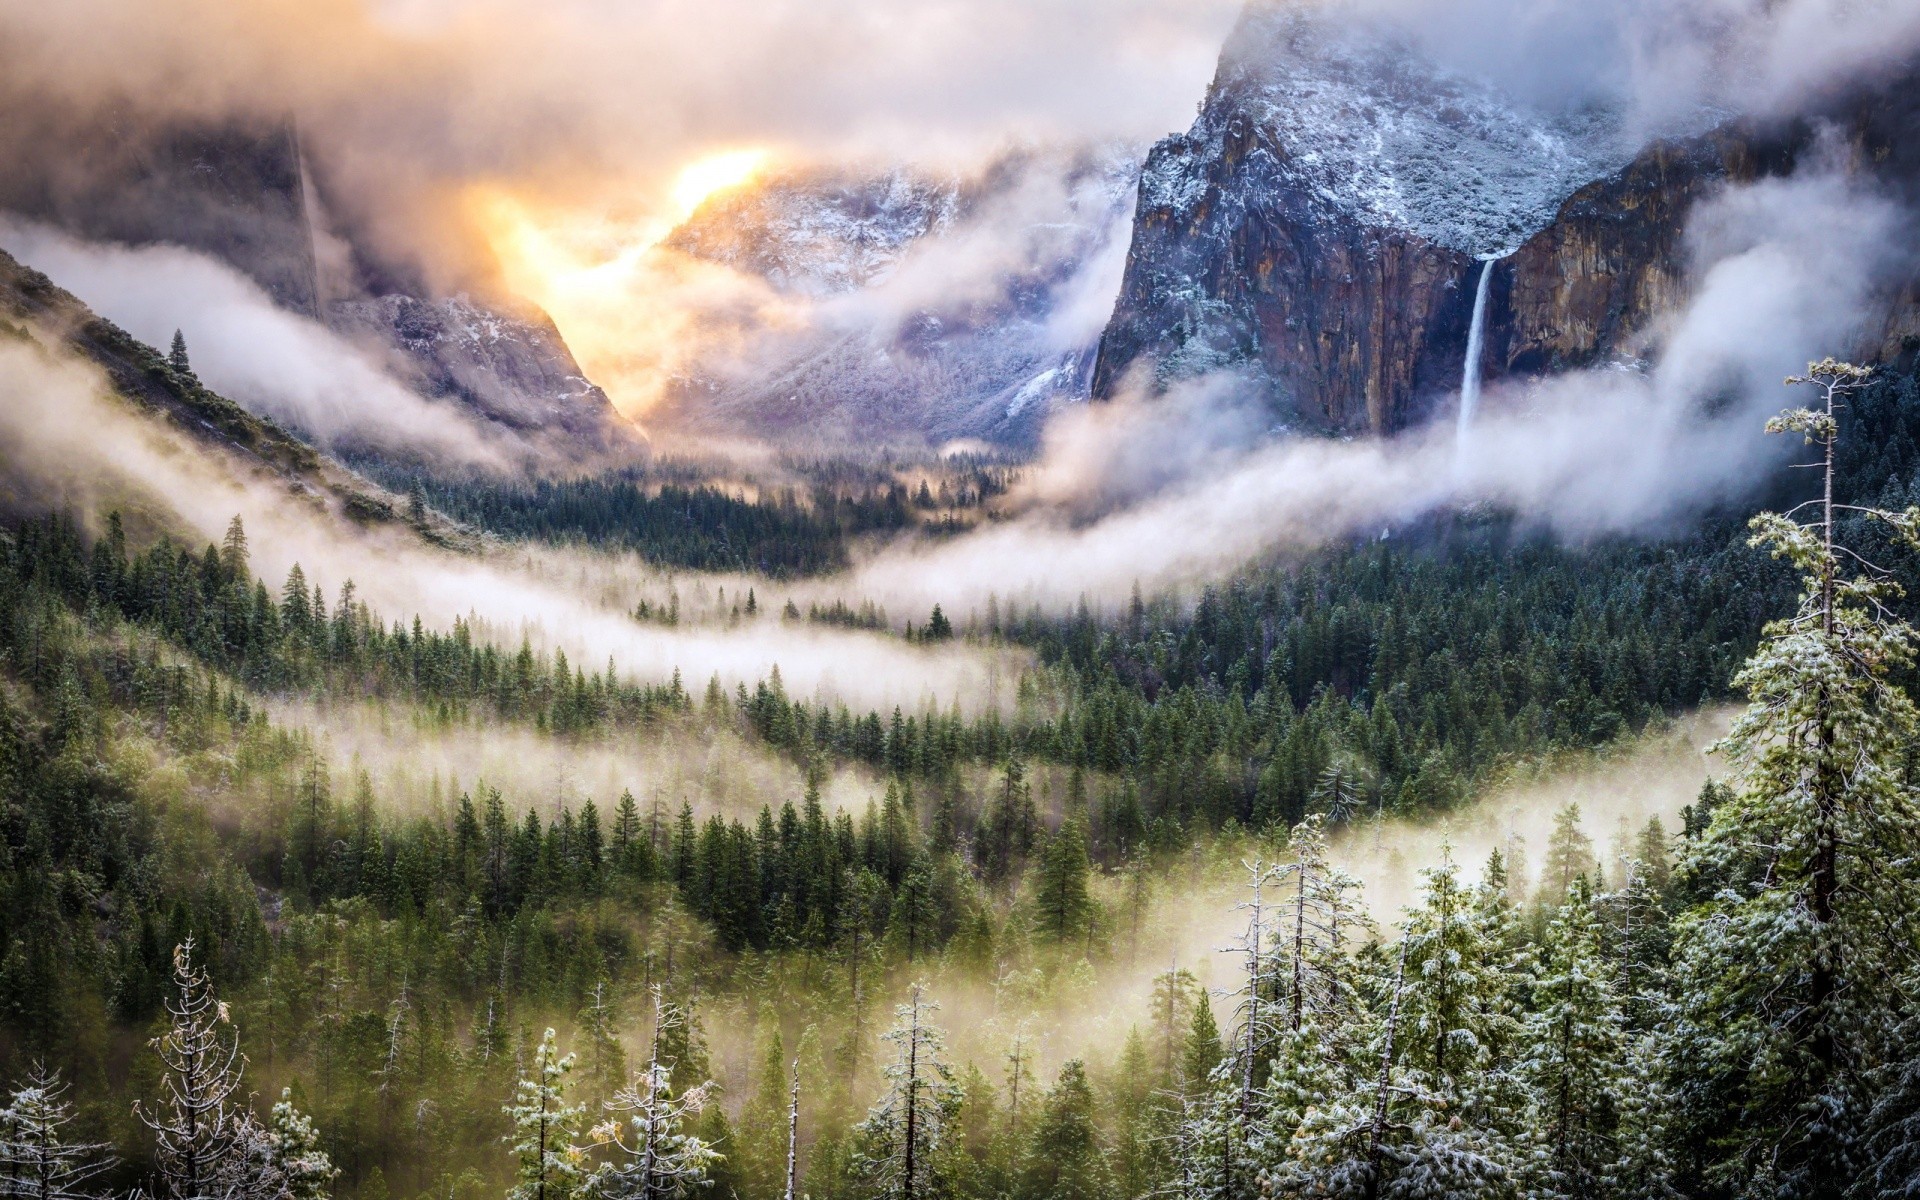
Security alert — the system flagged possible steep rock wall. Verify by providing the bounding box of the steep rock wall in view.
[1093,6,1919,434]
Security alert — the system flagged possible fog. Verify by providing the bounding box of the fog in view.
[0,216,522,469]
[0,334,1023,714]
[1326,709,1730,918]
[1329,0,1920,141]
[813,161,1911,619]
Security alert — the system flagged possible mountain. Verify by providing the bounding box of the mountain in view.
[654,150,1137,449]
[0,243,464,537]
[0,111,632,455]
[1093,3,1920,433]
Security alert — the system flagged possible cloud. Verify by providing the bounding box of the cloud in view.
[813,163,1912,618]
[0,217,520,469]
[0,0,1241,289]
[1330,0,1920,139]
[0,333,1023,715]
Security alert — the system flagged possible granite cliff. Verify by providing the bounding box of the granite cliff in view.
[1093,4,1920,434]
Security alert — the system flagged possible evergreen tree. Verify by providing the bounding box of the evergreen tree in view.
[577,984,628,1105]
[588,989,719,1200]
[1019,1060,1110,1200]
[505,1029,585,1200]
[1519,877,1624,1198]
[1033,816,1093,944]
[1182,994,1224,1094]
[1667,360,1920,1196]
[248,1089,338,1200]
[137,942,251,1200]
[0,1067,114,1200]
[169,330,191,374]
[853,987,959,1200]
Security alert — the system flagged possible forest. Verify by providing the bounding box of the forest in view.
[0,357,1918,1200]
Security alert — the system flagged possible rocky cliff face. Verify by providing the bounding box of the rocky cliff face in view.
[330,293,623,449]
[0,112,631,454]
[656,152,1135,448]
[1093,5,1920,434]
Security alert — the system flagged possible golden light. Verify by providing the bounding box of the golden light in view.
[669,149,769,221]
[463,148,781,420]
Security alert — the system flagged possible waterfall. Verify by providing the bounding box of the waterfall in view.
[1455,257,1497,446]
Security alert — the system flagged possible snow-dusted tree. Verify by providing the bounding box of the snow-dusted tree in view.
[1226,859,1277,1124]
[1667,359,1920,1193]
[587,989,718,1200]
[0,1066,114,1199]
[780,1058,799,1200]
[1165,1063,1242,1200]
[1311,755,1375,825]
[264,1089,337,1200]
[853,986,960,1200]
[1271,817,1369,1037]
[1243,819,1372,1183]
[1279,942,1513,1200]
[1602,852,1671,1030]
[1396,851,1510,1101]
[1519,876,1625,1198]
[138,941,250,1200]
[506,1029,585,1200]
[227,1090,337,1200]
[1603,1035,1678,1199]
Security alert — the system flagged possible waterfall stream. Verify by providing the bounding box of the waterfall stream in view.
[1455,257,1497,446]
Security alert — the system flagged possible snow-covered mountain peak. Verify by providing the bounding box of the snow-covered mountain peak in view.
[1185,7,1641,257]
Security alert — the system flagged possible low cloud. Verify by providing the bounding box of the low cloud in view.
[818,164,1912,619]
[0,217,520,469]
[0,334,1021,715]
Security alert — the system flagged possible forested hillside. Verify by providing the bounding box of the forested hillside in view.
[4,359,1920,1199]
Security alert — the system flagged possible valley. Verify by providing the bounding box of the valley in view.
[2,2,1920,1199]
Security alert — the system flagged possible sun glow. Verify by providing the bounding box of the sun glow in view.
[669,148,769,220]
[465,148,779,419]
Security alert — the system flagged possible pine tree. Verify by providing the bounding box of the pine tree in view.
[853,986,959,1200]
[1182,993,1224,1091]
[1033,815,1093,943]
[169,330,191,375]
[1280,940,1512,1200]
[0,1066,114,1200]
[251,1089,337,1200]
[505,1029,585,1200]
[1271,817,1367,1037]
[1667,360,1920,1196]
[588,989,718,1200]
[1149,964,1200,1089]
[138,941,251,1200]
[219,516,248,583]
[1019,1061,1110,1200]
[1537,805,1596,907]
[1519,877,1624,1198]
[1108,1029,1161,1200]
[578,983,628,1104]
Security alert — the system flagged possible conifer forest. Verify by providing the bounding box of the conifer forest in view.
[4,2,1920,1199]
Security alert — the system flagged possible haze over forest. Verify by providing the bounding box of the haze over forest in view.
[3,2,1920,1200]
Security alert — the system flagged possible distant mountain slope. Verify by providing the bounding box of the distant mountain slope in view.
[654,151,1137,449]
[0,111,632,455]
[1093,3,1920,433]
[0,245,461,537]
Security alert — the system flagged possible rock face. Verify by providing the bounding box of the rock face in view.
[0,112,630,453]
[330,293,622,448]
[1093,4,1920,433]
[657,152,1136,448]
[0,116,323,317]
